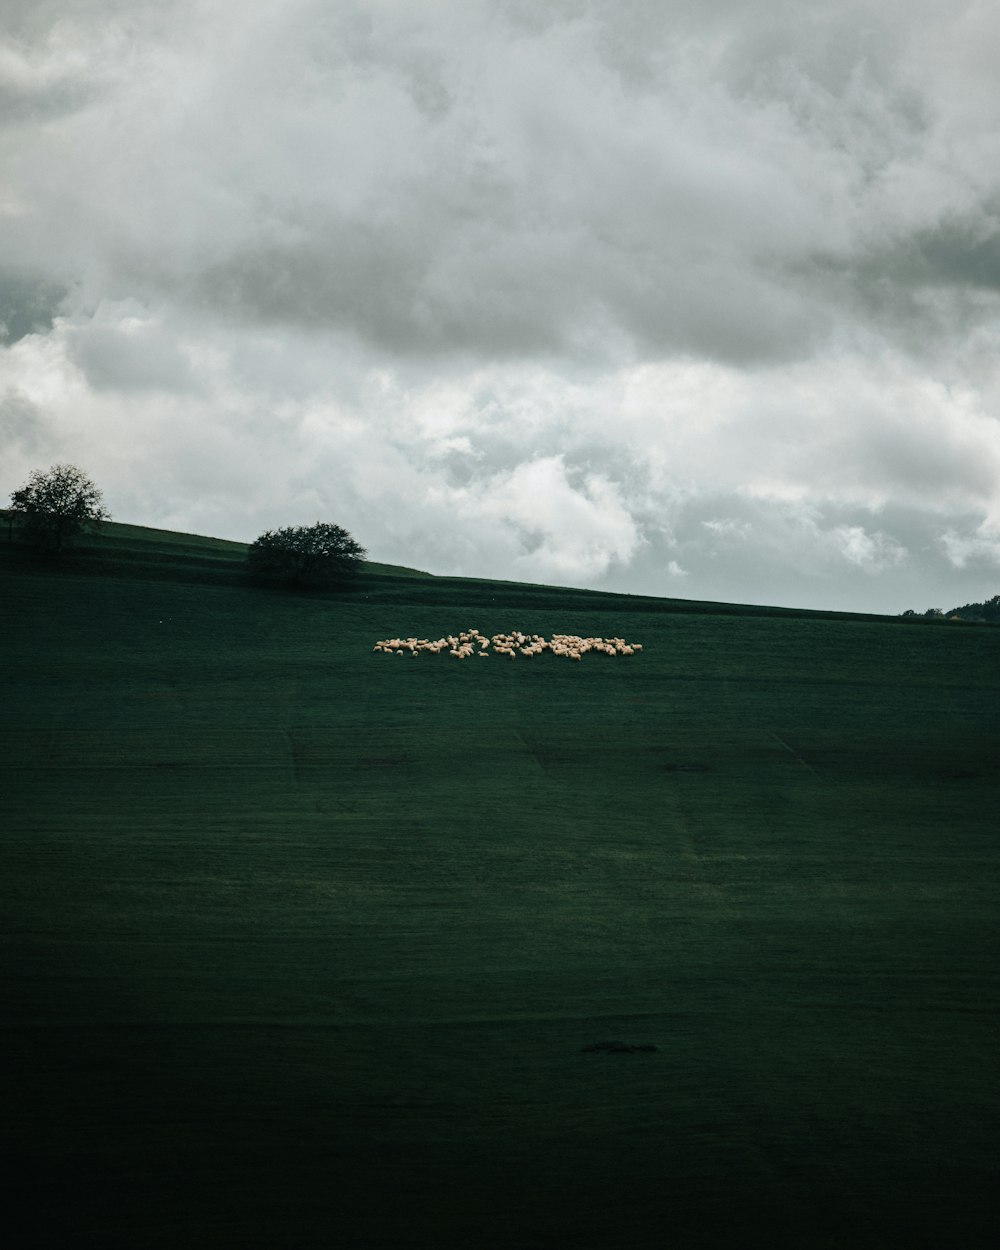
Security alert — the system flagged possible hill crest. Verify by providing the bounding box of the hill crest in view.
[0,513,925,623]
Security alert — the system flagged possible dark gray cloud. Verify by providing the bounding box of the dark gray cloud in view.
[0,387,51,454]
[5,0,998,369]
[63,302,200,392]
[890,213,1000,294]
[0,268,65,343]
[173,3,1000,368]
[0,75,95,127]
[198,219,575,360]
[0,0,148,127]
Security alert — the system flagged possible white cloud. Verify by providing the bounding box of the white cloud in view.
[832,525,907,572]
[941,523,1000,570]
[450,454,642,582]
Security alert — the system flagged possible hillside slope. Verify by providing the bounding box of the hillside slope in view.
[1,513,916,620]
[0,515,435,583]
[3,533,999,1248]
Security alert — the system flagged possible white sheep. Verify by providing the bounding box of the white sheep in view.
[373,628,642,662]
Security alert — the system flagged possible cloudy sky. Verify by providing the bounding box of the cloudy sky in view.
[3,0,1000,612]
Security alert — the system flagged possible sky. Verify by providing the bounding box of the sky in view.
[3,0,1000,613]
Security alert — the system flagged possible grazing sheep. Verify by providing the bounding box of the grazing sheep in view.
[372,628,642,662]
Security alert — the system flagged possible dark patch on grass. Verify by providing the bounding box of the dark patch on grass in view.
[581,1040,658,1053]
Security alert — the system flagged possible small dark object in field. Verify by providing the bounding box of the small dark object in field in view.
[582,1041,657,1053]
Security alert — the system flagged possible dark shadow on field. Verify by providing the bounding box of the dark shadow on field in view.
[5,1092,999,1249]
[5,1001,1000,1249]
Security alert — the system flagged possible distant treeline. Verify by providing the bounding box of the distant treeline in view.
[902,594,1000,623]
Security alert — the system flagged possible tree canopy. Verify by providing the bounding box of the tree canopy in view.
[9,463,111,552]
[945,594,1000,623]
[902,594,1000,622]
[247,522,367,589]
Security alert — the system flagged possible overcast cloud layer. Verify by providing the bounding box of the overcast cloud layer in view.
[4,0,1000,612]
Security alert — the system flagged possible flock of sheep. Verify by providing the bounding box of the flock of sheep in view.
[372,628,643,661]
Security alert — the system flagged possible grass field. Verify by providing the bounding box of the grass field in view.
[3,524,999,1248]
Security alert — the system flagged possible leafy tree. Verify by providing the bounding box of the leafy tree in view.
[945,594,1000,624]
[248,521,367,589]
[9,463,110,552]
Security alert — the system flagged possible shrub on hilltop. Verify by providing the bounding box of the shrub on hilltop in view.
[247,522,367,590]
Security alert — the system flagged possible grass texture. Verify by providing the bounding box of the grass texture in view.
[2,525,999,1247]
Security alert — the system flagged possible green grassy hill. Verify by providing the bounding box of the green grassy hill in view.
[3,525,999,1248]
